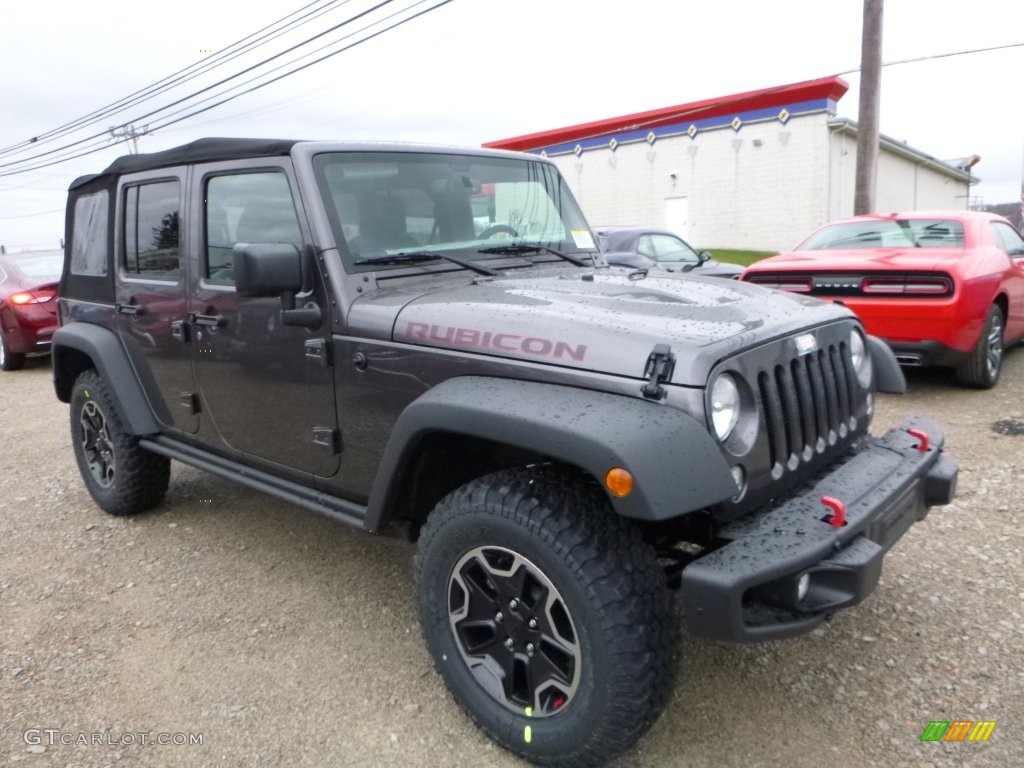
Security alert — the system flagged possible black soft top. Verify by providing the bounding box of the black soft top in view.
[69,137,298,190]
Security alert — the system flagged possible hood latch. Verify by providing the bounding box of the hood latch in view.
[641,344,675,400]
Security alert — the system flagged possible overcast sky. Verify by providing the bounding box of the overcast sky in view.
[1,0,1021,250]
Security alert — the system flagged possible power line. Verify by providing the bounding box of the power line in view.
[492,40,1024,152]
[137,0,437,136]
[837,40,1024,77]
[0,0,344,159]
[0,207,65,221]
[0,0,455,179]
[0,0,394,172]
[0,2,395,175]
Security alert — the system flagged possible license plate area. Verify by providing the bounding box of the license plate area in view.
[863,483,920,548]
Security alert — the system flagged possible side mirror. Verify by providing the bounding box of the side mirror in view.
[234,243,302,297]
[697,250,712,264]
[234,243,321,329]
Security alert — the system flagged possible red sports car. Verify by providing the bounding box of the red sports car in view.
[0,250,63,371]
[741,211,1024,388]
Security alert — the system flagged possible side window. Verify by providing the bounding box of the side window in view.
[123,181,180,279]
[992,222,1024,256]
[204,172,301,286]
[650,234,698,263]
[636,235,657,258]
[70,191,109,276]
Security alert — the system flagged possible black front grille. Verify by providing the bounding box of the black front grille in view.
[757,343,857,478]
[709,320,871,521]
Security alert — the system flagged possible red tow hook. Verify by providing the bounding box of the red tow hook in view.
[821,496,846,527]
[908,428,930,452]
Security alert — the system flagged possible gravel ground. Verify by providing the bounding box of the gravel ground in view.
[1,351,1022,767]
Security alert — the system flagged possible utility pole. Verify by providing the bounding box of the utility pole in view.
[854,0,883,215]
[109,124,149,154]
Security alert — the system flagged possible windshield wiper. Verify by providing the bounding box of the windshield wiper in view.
[477,243,592,267]
[354,251,498,277]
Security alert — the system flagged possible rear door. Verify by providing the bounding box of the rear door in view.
[188,159,339,477]
[115,170,198,433]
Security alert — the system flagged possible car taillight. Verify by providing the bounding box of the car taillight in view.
[745,276,813,292]
[9,290,56,305]
[861,276,952,296]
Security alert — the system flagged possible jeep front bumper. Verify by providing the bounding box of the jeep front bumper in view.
[680,416,957,642]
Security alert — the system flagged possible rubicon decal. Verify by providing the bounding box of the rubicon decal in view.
[404,323,588,362]
[919,720,997,742]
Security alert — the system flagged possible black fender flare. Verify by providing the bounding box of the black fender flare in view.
[52,323,160,435]
[365,376,738,529]
[867,335,906,394]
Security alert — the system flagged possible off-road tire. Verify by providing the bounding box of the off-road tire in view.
[956,304,1004,389]
[69,369,170,515]
[415,466,674,768]
[0,334,26,371]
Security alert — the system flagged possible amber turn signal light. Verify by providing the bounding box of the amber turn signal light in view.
[604,467,634,497]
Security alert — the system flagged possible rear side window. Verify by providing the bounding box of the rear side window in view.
[204,172,301,285]
[70,191,109,276]
[123,180,181,279]
[991,222,1024,256]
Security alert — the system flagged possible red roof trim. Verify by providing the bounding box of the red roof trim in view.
[484,76,849,152]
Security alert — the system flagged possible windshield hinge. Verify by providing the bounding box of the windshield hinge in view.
[641,344,675,400]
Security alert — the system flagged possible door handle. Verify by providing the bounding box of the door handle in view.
[116,302,142,317]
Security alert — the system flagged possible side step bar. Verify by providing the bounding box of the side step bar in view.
[140,435,368,530]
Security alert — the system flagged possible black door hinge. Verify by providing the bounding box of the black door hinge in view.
[170,319,190,343]
[312,427,339,453]
[641,344,675,400]
[304,338,330,367]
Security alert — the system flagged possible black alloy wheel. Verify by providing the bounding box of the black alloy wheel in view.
[447,545,580,717]
[416,467,673,767]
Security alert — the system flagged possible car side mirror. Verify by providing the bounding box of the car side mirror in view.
[234,243,302,297]
[234,243,321,329]
[698,250,712,264]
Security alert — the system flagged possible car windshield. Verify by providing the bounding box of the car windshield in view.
[7,253,63,280]
[313,151,597,270]
[798,219,965,250]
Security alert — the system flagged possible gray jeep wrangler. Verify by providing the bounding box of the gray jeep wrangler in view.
[54,138,957,766]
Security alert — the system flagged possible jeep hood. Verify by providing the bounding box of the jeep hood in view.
[349,270,852,387]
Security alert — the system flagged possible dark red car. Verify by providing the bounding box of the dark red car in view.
[742,211,1024,388]
[0,249,63,371]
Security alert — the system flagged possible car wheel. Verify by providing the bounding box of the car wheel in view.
[0,334,26,371]
[415,467,673,767]
[956,304,1004,389]
[70,369,170,515]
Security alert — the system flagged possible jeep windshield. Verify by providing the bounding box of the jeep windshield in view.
[312,151,598,272]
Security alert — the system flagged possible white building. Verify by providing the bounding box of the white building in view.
[485,77,974,252]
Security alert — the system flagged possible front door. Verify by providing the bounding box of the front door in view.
[115,171,198,433]
[189,161,339,478]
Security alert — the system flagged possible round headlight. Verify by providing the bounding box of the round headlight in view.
[711,374,740,441]
[850,329,872,388]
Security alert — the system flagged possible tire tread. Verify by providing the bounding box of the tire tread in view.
[416,466,674,768]
[70,369,170,515]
